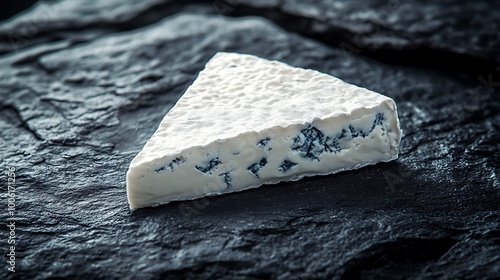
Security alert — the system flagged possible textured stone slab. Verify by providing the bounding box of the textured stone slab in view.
[224,0,500,64]
[0,1,498,279]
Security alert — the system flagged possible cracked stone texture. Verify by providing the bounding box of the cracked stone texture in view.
[224,0,500,69]
[0,1,499,279]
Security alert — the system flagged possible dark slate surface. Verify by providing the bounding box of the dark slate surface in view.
[1,1,499,279]
[224,0,500,73]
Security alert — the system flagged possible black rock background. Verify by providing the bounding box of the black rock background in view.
[0,0,499,279]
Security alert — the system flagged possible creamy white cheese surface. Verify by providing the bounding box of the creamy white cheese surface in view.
[127,52,402,209]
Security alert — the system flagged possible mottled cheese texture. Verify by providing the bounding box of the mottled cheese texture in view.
[127,52,402,209]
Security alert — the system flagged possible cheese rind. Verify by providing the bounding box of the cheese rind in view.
[127,52,402,209]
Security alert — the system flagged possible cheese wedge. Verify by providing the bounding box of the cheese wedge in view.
[126,52,402,209]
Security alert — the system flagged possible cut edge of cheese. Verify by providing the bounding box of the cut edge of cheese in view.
[126,52,402,209]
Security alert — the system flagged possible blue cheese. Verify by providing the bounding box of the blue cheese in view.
[126,52,402,209]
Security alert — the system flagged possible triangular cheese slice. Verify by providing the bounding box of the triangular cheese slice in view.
[127,52,401,209]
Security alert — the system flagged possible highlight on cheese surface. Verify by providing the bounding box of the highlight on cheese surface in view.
[126,52,402,209]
